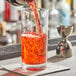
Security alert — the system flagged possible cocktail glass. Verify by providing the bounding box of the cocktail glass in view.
[21,8,49,71]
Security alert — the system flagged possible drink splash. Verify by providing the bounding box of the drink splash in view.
[26,0,42,33]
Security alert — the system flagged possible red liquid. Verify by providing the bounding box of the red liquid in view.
[21,32,46,65]
[26,0,42,33]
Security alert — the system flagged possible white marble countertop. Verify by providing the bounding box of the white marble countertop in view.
[0,46,76,76]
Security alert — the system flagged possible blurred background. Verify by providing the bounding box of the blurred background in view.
[0,0,76,46]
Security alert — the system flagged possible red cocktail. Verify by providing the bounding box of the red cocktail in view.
[21,32,47,71]
[21,4,48,70]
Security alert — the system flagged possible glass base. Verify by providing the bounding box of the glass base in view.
[22,63,46,71]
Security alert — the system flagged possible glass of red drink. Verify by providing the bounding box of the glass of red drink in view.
[21,8,49,71]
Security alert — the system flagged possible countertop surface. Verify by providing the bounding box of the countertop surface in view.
[0,46,76,76]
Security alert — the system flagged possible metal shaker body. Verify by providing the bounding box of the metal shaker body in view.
[56,25,73,57]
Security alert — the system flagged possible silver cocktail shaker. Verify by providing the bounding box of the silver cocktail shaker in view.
[56,25,73,58]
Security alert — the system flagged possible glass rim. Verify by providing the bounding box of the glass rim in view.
[21,7,49,11]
